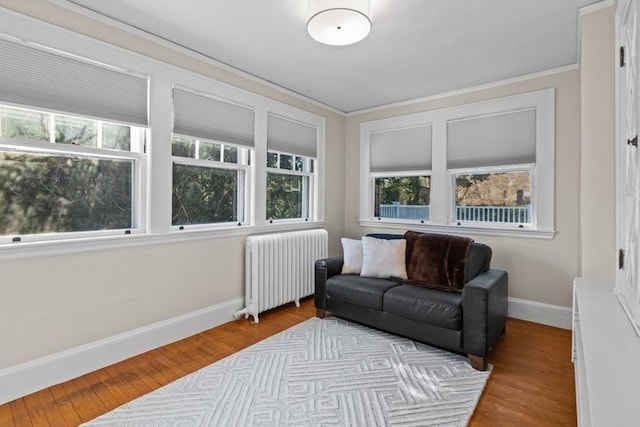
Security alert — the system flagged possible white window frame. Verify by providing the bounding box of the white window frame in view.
[261,105,324,227]
[360,115,435,222]
[266,149,315,222]
[170,134,251,231]
[0,105,147,244]
[360,89,555,239]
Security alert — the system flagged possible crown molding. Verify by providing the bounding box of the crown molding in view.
[346,64,579,116]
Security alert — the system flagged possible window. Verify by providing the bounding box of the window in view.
[0,105,145,239]
[0,19,326,256]
[369,125,432,222]
[360,89,555,236]
[266,114,317,221]
[171,88,253,228]
[0,37,148,243]
[447,109,536,227]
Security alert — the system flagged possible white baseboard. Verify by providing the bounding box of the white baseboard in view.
[0,297,244,405]
[508,297,572,330]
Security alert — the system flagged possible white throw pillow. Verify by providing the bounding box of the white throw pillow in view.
[341,238,363,274]
[360,237,408,279]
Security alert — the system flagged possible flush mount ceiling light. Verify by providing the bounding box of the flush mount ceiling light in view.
[307,0,372,46]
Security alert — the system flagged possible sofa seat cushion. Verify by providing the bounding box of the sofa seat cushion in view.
[326,275,400,310]
[383,285,463,330]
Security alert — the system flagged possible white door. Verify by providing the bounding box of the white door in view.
[616,0,640,334]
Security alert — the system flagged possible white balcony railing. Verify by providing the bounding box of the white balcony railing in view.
[455,204,531,223]
[379,203,430,220]
[379,203,531,224]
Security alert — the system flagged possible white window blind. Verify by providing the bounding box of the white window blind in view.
[447,109,536,169]
[370,125,432,172]
[0,38,148,126]
[173,89,255,147]
[267,114,317,157]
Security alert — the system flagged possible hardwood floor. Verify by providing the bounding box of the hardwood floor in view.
[0,298,576,426]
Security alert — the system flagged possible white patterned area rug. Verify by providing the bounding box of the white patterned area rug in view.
[83,317,490,427]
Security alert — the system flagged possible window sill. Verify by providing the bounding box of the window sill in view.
[359,220,556,239]
[0,221,326,262]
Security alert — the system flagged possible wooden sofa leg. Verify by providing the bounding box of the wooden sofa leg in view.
[468,354,488,371]
[316,308,327,318]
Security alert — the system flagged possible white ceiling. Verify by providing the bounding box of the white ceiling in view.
[64,0,598,113]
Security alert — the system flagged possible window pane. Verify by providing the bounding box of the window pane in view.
[279,154,294,170]
[0,151,133,235]
[199,141,221,161]
[172,164,239,225]
[223,145,238,163]
[172,136,196,158]
[267,173,307,220]
[374,176,430,220]
[455,171,531,224]
[55,115,97,147]
[295,156,304,172]
[102,123,131,151]
[0,106,50,142]
[267,152,278,168]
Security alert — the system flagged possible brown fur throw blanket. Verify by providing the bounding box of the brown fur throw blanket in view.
[403,231,474,292]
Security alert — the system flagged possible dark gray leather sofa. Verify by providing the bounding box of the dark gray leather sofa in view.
[314,233,508,370]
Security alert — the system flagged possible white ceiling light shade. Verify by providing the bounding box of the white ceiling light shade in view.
[307,0,372,46]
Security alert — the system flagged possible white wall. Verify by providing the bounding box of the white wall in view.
[580,5,616,282]
[0,0,346,372]
[345,70,582,310]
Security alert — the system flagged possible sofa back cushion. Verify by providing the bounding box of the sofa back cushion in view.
[465,242,492,282]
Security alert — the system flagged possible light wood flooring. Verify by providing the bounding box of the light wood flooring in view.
[0,298,576,426]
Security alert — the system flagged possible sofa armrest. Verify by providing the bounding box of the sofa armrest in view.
[314,256,344,310]
[461,269,508,358]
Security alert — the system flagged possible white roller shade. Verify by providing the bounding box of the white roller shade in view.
[447,109,536,169]
[0,38,148,126]
[370,125,432,172]
[173,89,255,147]
[267,114,317,158]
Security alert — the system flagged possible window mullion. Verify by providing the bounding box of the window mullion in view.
[253,107,268,226]
[302,174,309,219]
[146,74,173,234]
[49,113,56,143]
[97,121,103,149]
[430,119,448,224]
